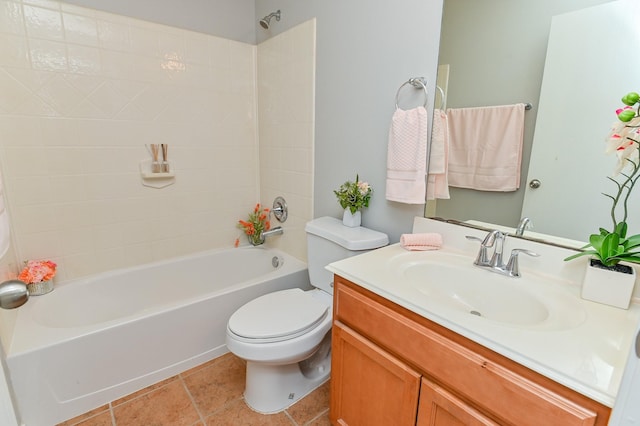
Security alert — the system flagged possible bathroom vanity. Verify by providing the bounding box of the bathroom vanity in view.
[326,218,640,426]
[331,275,608,425]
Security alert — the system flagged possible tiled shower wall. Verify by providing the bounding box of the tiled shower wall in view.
[0,0,258,282]
[258,20,315,259]
[0,0,315,284]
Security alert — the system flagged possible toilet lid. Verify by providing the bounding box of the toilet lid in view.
[228,288,329,341]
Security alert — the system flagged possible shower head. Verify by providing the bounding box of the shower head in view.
[259,10,281,29]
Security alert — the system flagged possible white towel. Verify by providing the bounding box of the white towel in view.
[427,109,450,200]
[447,103,526,191]
[385,106,428,204]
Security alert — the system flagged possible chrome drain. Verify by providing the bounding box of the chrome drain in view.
[271,256,283,268]
[470,310,482,317]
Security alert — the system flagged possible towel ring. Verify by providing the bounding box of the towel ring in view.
[436,85,446,110]
[395,77,428,109]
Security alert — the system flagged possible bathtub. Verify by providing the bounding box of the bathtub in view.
[4,246,310,426]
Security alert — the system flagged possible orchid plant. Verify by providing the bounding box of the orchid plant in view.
[565,91,640,267]
[334,174,372,214]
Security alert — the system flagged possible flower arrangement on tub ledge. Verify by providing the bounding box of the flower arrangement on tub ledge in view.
[564,91,640,309]
[18,259,57,296]
[334,174,372,227]
[237,203,271,246]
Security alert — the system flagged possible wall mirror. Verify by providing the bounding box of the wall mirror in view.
[430,0,640,245]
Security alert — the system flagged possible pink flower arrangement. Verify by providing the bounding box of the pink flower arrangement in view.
[18,260,57,284]
[236,203,271,246]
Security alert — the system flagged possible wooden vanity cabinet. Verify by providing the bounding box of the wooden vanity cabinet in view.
[330,275,611,426]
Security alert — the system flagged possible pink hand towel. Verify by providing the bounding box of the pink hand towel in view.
[386,106,428,204]
[447,103,526,192]
[427,108,450,200]
[400,233,443,251]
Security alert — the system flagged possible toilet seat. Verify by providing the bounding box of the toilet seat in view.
[228,288,329,343]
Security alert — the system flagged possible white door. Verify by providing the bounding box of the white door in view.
[522,0,640,241]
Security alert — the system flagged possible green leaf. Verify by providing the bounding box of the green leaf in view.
[589,233,607,253]
[612,255,640,265]
[624,234,640,249]
[590,232,621,261]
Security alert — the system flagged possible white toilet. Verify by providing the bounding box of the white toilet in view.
[225,216,388,413]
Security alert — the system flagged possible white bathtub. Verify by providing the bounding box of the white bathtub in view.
[5,246,310,426]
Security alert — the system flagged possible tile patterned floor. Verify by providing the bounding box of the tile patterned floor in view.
[56,353,330,426]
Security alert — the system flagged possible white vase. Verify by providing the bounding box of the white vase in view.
[581,259,636,309]
[342,208,361,227]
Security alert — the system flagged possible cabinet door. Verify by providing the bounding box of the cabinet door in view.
[330,321,421,426]
[417,378,498,426]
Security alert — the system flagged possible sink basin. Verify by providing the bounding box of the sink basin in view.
[387,251,586,330]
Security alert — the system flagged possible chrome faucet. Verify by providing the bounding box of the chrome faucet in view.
[261,226,284,239]
[467,229,502,267]
[466,230,539,277]
[515,217,532,236]
[251,226,284,246]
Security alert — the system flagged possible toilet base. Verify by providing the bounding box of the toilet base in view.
[243,336,331,414]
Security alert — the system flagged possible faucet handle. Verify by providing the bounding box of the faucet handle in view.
[505,248,540,277]
[466,235,491,266]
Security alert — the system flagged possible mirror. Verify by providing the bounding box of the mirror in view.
[430,0,640,244]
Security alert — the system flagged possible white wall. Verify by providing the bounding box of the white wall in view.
[256,0,444,243]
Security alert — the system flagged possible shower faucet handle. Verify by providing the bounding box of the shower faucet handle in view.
[271,196,288,223]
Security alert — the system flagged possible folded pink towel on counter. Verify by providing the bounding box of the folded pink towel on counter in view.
[400,233,443,251]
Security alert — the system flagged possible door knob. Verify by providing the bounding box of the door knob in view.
[529,179,541,189]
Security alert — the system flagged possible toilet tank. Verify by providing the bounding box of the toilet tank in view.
[305,216,389,294]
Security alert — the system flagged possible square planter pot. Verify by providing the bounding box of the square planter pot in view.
[581,259,636,309]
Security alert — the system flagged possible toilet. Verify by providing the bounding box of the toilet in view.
[225,216,388,413]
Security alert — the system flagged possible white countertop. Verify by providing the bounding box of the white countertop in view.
[326,218,640,408]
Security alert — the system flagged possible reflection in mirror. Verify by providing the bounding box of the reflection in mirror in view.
[522,0,640,241]
[428,0,629,245]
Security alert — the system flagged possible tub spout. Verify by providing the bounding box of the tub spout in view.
[0,280,29,309]
[261,226,283,239]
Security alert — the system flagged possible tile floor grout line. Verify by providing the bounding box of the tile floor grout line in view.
[179,375,207,425]
[283,409,300,426]
[303,407,330,426]
[109,402,117,426]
